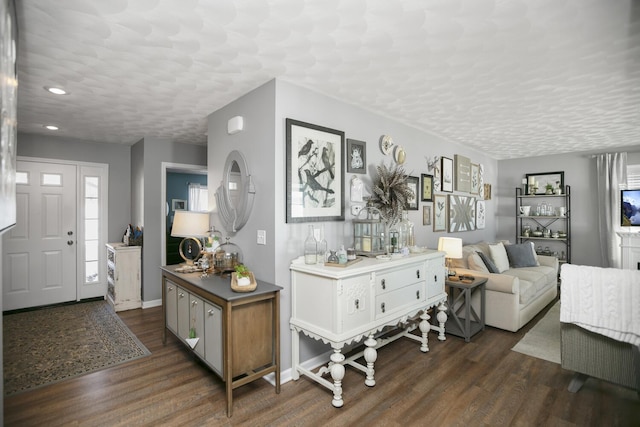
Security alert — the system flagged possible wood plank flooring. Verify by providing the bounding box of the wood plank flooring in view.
[5,300,639,426]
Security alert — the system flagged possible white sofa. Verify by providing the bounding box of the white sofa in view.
[450,241,558,332]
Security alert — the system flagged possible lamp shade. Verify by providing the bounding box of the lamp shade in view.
[437,237,463,259]
[171,210,210,237]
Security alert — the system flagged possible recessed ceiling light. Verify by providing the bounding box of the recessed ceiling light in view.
[44,86,67,95]
[44,125,59,130]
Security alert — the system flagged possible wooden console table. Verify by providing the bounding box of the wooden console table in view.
[290,252,448,408]
[161,267,282,417]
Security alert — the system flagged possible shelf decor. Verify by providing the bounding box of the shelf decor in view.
[286,118,345,223]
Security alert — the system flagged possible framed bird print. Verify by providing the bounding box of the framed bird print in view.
[286,118,345,223]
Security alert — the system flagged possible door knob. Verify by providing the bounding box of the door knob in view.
[67,240,74,246]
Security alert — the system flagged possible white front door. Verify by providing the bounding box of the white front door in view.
[3,160,77,310]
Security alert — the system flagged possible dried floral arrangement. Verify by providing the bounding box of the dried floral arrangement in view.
[370,162,412,226]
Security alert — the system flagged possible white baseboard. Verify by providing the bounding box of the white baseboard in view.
[261,350,332,386]
[142,299,162,309]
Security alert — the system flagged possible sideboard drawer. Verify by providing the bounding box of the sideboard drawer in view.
[375,264,425,295]
[375,281,425,319]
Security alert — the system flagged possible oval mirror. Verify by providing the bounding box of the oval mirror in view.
[215,150,255,233]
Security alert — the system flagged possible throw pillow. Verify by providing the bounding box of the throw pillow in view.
[468,253,489,273]
[504,243,538,268]
[529,241,540,266]
[489,242,510,273]
[477,251,500,273]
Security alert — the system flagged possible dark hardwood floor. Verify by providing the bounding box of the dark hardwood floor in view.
[5,300,639,426]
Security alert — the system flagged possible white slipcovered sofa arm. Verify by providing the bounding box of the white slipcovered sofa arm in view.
[453,268,519,294]
[538,255,559,272]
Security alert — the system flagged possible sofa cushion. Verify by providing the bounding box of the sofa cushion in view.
[504,243,538,268]
[489,242,510,273]
[506,266,555,293]
[519,279,538,305]
[477,251,500,273]
[468,253,489,273]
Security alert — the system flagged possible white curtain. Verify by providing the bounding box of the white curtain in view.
[188,183,208,212]
[596,152,627,268]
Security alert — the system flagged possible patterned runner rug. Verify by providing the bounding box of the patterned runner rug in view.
[511,301,561,364]
[3,300,150,396]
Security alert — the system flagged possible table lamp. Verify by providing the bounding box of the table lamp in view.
[438,237,462,276]
[171,210,210,265]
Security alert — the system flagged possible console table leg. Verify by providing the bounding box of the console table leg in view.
[437,302,448,341]
[364,335,377,387]
[291,327,300,380]
[330,349,345,408]
[419,311,431,352]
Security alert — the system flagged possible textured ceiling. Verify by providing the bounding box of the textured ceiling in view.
[15,0,640,160]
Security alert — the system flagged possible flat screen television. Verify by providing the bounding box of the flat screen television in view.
[621,189,640,226]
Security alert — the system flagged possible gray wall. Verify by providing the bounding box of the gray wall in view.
[207,79,500,372]
[207,80,277,283]
[17,133,132,243]
[131,137,207,302]
[497,150,640,267]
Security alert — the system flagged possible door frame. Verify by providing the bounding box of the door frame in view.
[16,156,109,301]
[161,162,207,266]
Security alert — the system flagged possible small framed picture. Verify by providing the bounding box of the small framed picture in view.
[172,199,186,211]
[405,176,419,210]
[433,194,447,232]
[421,174,433,202]
[470,163,479,195]
[346,139,366,174]
[441,157,453,193]
[423,205,431,226]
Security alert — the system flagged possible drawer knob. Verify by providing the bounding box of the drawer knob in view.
[168,286,174,292]
[434,274,438,282]
[381,279,386,290]
[381,302,386,313]
[416,270,420,278]
[355,299,359,309]
[191,300,198,306]
[207,309,215,316]
[179,292,185,298]
[416,290,420,299]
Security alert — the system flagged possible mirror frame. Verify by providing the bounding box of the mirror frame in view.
[215,150,255,233]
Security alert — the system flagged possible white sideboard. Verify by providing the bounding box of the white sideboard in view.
[617,232,640,270]
[106,243,141,312]
[290,251,447,408]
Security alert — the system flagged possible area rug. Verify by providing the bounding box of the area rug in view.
[511,301,560,364]
[3,300,150,396]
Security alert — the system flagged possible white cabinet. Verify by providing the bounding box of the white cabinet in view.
[290,252,447,408]
[617,232,640,270]
[106,243,141,312]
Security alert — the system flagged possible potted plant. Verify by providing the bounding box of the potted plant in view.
[235,264,251,286]
[545,183,554,195]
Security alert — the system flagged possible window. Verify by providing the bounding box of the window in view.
[627,164,640,189]
[84,176,100,283]
[188,183,208,211]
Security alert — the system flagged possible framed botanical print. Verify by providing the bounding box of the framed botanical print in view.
[421,174,433,202]
[440,157,453,193]
[470,163,479,195]
[346,138,366,173]
[433,194,447,232]
[476,200,486,229]
[286,118,345,223]
[405,175,419,210]
[423,205,431,226]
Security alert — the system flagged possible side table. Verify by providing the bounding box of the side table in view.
[445,276,487,342]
